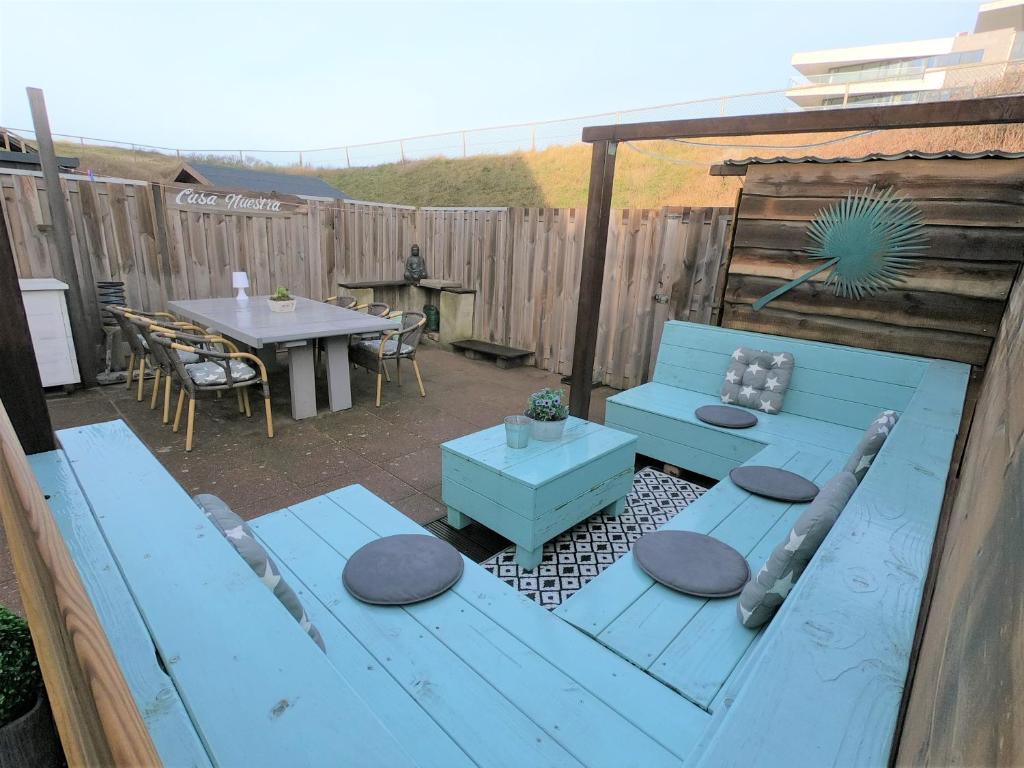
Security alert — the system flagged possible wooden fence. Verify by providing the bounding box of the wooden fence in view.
[1,171,732,390]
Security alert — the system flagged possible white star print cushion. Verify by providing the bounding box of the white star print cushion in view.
[720,347,794,413]
[193,493,325,651]
[736,470,857,629]
[843,410,900,483]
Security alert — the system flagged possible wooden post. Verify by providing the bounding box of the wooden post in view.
[0,200,55,453]
[27,87,98,386]
[568,140,617,417]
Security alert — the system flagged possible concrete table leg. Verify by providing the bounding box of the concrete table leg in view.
[324,335,353,412]
[287,342,317,420]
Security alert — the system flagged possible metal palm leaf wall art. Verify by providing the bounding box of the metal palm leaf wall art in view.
[752,185,928,311]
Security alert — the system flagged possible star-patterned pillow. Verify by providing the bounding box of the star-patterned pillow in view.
[843,410,900,483]
[720,347,794,414]
[736,470,858,629]
[194,494,326,651]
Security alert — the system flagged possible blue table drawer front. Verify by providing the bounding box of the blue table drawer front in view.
[442,441,636,519]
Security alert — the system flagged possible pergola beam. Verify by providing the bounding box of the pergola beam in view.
[566,95,1024,418]
[581,94,1024,143]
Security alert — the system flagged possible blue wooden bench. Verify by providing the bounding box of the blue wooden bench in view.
[27,419,711,767]
[557,321,969,766]
[7,317,968,766]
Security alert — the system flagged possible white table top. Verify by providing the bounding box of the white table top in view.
[167,296,399,348]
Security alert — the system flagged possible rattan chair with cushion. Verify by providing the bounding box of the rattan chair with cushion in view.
[324,295,359,309]
[109,306,199,401]
[349,311,426,407]
[153,332,274,452]
[129,314,238,425]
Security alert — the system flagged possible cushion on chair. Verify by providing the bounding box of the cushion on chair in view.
[737,471,858,628]
[729,465,819,502]
[695,404,758,429]
[176,350,200,364]
[843,410,900,482]
[720,347,794,414]
[356,339,413,356]
[343,534,464,605]
[185,359,256,385]
[634,531,751,598]
[193,494,325,651]
[136,333,149,350]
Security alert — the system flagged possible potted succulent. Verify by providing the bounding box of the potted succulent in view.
[525,387,569,441]
[0,606,62,768]
[267,286,296,313]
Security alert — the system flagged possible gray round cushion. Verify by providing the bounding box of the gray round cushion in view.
[695,405,758,429]
[343,534,464,606]
[633,531,751,598]
[729,465,820,503]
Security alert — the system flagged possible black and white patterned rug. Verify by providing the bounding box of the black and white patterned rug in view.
[481,468,707,610]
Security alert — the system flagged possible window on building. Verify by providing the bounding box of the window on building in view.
[821,50,984,85]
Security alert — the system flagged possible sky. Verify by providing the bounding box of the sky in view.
[0,0,980,157]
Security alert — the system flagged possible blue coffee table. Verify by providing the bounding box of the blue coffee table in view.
[441,417,637,569]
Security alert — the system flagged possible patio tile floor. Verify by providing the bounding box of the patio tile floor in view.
[0,344,615,615]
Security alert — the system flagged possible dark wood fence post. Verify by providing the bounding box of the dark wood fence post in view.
[0,202,55,454]
[568,140,617,417]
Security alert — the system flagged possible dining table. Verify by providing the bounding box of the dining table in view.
[167,296,399,420]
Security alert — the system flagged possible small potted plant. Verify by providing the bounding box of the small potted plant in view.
[267,286,296,313]
[525,387,569,441]
[0,606,62,766]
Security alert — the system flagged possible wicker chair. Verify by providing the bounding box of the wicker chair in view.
[349,311,426,407]
[153,332,274,452]
[324,295,359,309]
[129,314,237,425]
[108,306,199,401]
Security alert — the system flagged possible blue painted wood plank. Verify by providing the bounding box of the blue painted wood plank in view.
[264,554,476,768]
[443,417,636,488]
[595,450,834,680]
[555,443,802,636]
[444,468,634,551]
[608,383,862,453]
[605,403,765,463]
[55,421,415,768]
[657,321,929,387]
[255,498,688,768]
[691,445,960,766]
[648,456,845,708]
[323,484,710,762]
[603,420,745,481]
[651,344,917,412]
[30,451,213,768]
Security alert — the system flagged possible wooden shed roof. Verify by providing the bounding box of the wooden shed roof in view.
[712,149,1024,175]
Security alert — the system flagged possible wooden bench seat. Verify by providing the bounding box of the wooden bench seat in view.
[450,339,534,368]
[556,442,844,711]
[41,421,418,767]
[33,419,712,766]
[558,320,970,766]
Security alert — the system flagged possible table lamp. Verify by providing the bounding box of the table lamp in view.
[232,272,250,302]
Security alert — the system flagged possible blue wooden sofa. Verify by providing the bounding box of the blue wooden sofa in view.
[4,320,967,766]
[559,321,969,765]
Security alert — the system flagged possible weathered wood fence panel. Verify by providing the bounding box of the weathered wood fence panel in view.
[1,171,731,389]
[895,267,1024,767]
[722,158,1024,365]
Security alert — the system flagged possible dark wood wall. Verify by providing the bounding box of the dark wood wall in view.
[721,158,1024,365]
[895,269,1024,766]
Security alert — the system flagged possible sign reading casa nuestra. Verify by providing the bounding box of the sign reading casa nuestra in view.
[168,187,303,214]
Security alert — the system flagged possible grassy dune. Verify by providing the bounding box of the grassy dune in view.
[56,121,1024,209]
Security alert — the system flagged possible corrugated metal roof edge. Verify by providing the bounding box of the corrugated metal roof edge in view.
[722,149,1024,166]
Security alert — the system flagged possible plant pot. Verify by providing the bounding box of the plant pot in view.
[529,417,567,442]
[0,692,63,768]
[268,298,296,313]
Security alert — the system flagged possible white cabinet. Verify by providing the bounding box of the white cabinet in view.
[19,278,81,388]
